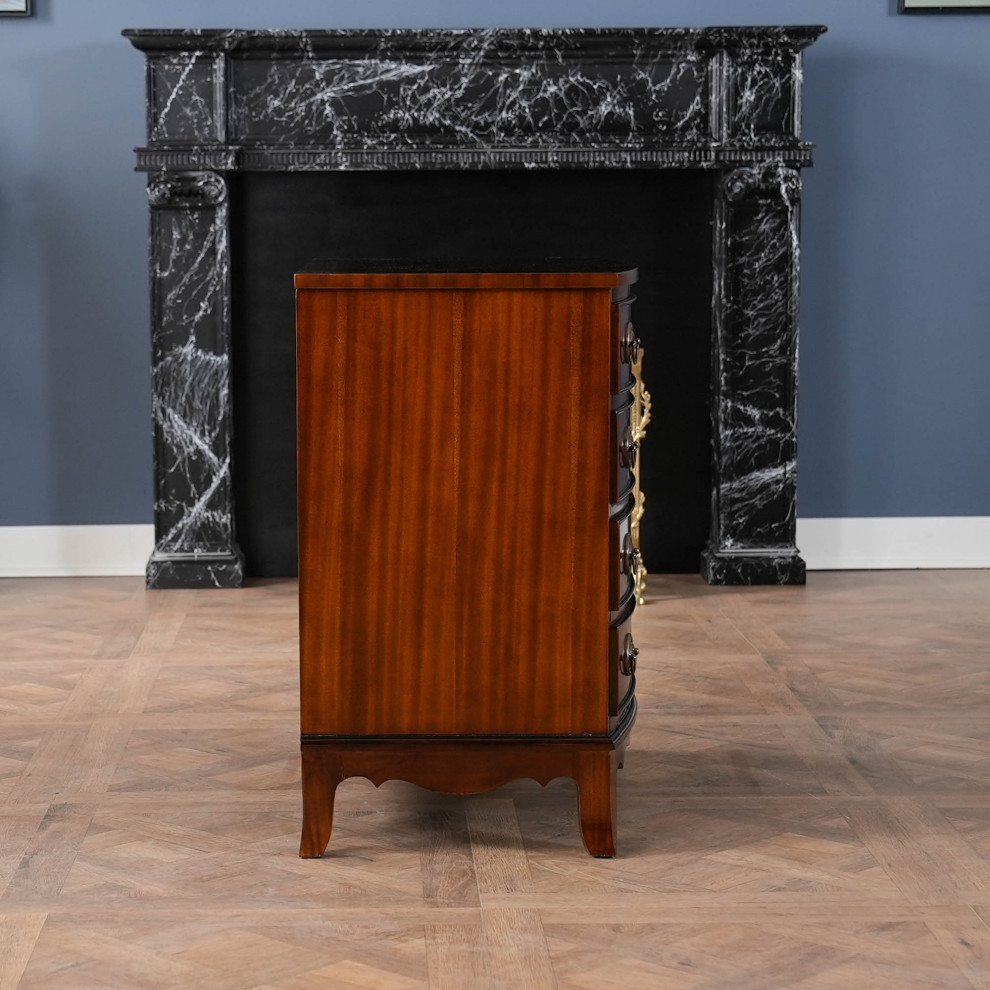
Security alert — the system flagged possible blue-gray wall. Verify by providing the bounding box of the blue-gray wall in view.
[1,0,988,525]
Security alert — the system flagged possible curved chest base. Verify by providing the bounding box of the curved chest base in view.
[299,699,636,859]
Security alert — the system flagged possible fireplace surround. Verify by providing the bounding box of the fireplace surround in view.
[125,26,826,588]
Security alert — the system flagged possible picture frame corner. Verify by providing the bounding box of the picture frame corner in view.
[0,0,32,18]
[899,0,990,10]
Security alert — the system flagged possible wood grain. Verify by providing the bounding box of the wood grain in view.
[481,908,556,990]
[297,283,612,737]
[0,914,47,990]
[297,732,632,859]
[465,799,531,895]
[297,285,459,737]
[419,809,479,908]
[425,923,491,990]
[296,269,636,859]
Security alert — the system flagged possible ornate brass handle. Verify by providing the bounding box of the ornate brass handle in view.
[629,346,650,605]
[631,366,652,444]
[619,633,639,677]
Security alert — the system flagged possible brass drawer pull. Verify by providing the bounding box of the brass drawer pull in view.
[619,634,639,677]
[619,425,638,469]
[621,322,641,365]
[620,534,642,577]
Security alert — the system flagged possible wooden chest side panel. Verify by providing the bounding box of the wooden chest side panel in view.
[455,289,609,735]
[298,286,610,736]
[298,288,459,735]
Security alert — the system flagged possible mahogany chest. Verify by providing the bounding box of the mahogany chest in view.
[296,264,640,857]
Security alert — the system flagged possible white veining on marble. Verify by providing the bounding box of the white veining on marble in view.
[228,40,710,149]
[150,183,234,561]
[712,163,801,563]
[151,52,215,143]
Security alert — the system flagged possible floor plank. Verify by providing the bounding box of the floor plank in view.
[1,572,989,988]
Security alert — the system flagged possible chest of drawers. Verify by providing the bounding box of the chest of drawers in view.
[296,264,640,857]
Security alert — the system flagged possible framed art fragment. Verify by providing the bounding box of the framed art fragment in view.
[900,0,990,10]
[0,0,31,16]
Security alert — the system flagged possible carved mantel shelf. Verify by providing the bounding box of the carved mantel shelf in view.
[125,26,826,588]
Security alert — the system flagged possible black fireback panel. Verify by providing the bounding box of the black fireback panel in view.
[231,170,713,576]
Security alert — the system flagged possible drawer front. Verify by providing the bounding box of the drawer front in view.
[608,608,637,716]
[611,304,640,395]
[610,401,637,504]
[609,509,638,612]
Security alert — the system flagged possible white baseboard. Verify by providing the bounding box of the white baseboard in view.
[797,516,990,570]
[0,525,154,577]
[0,519,987,578]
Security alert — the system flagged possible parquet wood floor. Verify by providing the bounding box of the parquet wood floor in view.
[1,571,990,988]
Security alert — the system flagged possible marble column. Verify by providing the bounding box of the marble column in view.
[145,170,244,588]
[701,163,806,585]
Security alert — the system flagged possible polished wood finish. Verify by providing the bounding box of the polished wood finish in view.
[297,282,618,737]
[300,722,634,859]
[296,267,639,857]
[607,607,635,717]
[608,506,635,611]
[609,398,636,504]
[3,572,990,987]
[294,267,638,291]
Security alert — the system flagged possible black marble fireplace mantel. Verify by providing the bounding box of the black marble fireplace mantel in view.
[125,26,826,588]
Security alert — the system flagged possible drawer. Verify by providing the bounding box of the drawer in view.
[608,607,638,716]
[611,304,640,395]
[610,401,637,504]
[609,509,639,612]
